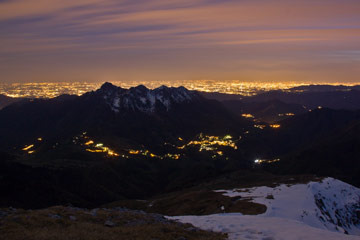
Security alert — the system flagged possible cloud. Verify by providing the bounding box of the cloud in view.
[0,0,360,82]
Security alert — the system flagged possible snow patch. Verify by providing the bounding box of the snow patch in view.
[170,214,360,240]
[216,178,360,235]
[170,178,360,239]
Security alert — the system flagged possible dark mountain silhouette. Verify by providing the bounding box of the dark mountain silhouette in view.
[222,99,307,123]
[268,119,360,187]
[0,83,249,150]
[289,84,360,92]
[247,108,360,187]
[242,89,360,110]
[2,83,360,210]
[257,108,360,156]
[199,91,243,101]
[200,85,360,122]
[0,83,252,209]
[0,94,23,109]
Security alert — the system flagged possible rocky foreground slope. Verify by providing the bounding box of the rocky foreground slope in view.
[0,206,225,240]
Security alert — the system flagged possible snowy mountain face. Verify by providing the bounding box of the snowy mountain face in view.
[170,178,360,240]
[217,178,360,235]
[97,82,199,113]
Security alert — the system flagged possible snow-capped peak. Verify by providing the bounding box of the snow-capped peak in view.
[97,82,199,113]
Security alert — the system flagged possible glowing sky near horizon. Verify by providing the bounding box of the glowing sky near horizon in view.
[0,0,360,83]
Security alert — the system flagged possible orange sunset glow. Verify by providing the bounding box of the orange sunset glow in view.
[0,0,360,84]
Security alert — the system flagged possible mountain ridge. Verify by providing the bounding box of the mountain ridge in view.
[91,82,200,113]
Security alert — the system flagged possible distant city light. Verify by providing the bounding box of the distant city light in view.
[242,113,255,118]
[85,140,94,145]
[22,144,34,151]
[1,81,359,99]
[254,158,280,164]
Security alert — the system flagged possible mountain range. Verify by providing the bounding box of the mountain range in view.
[0,83,251,208]
[1,83,360,212]
[0,83,248,150]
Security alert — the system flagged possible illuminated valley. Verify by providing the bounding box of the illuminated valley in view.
[73,133,121,158]
[128,149,180,160]
[70,133,241,160]
[17,126,285,169]
[176,134,238,152]
[85,143,119,157]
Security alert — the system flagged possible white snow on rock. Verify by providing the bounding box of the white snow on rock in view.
[169,178,360,240]
[171,214,360,240]
[98,83,198,113]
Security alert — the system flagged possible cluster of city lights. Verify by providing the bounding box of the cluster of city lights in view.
[176,134,238,152]
[241,113,255,118]
[73,132,239,160]
[278,113,295,117]
[253,124,280,130]
[74,132,183,160]
[0,82,101,98]
[128,149,180,160]
[1,81,359,99]
[85,142,119,157]
[127,134,238,160]
[74,132,120,157]
[21,137,43,154]
[254,158,280,164]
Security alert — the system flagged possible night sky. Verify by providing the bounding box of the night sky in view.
[1,0,360,83]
